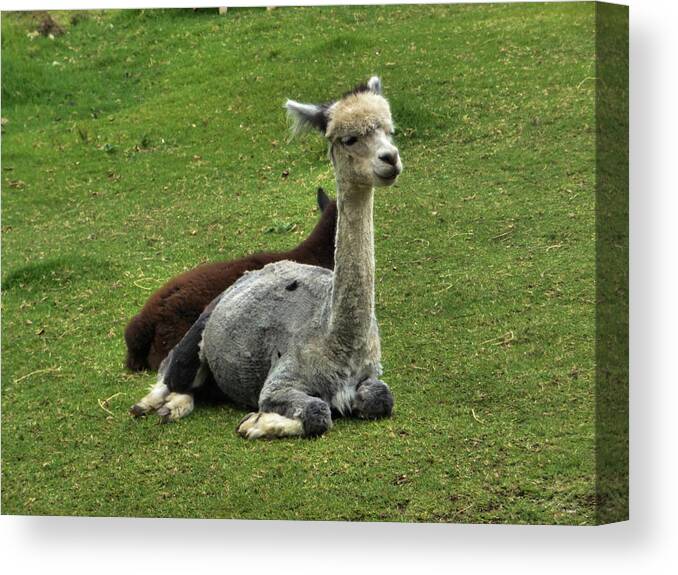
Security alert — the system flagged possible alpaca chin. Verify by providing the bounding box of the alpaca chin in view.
[374,174,399,187]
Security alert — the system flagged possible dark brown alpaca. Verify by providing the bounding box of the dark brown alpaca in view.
[124,189,337,372]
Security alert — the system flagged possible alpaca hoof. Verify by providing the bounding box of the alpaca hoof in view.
[236,412,258,435]
[301,399,332,437]
[352,379,394,420]
[236,412,303,440]
[155,392,194,423]
[130,404,147,418]
[156,405,171,424]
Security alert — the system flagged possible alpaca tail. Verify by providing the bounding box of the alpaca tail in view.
[124,313,154,372]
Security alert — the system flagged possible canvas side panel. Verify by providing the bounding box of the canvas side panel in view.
[595,1,629,525]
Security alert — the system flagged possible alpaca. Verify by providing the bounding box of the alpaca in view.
[124,188,337,372]
[131,76,402,439]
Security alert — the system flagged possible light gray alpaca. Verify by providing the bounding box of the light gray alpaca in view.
[130,76,402,439]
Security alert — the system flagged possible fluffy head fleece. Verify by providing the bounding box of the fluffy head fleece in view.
[325,90,394,140]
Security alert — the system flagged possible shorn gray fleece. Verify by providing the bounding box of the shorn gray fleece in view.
[201,260,386,435]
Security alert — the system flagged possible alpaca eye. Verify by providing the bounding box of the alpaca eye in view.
[342,136,358,146]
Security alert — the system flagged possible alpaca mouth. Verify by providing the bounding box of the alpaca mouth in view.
[374,169,400,186]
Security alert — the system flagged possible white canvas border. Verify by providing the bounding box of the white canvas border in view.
[2,0,676,573]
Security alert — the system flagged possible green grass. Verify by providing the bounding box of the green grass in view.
[2,4,599,523]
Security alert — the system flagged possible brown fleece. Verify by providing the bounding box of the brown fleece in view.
[124,198,337,371]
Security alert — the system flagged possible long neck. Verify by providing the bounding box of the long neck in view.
[327,178,375,351]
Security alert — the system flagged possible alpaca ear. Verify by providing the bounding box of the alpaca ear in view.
[285,100,329,136]
[316,187,331,212]
[367,76,382,95]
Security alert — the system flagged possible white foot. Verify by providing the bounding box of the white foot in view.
[156,392,194,423]
[236,412,303,439]
[130,381,169,417]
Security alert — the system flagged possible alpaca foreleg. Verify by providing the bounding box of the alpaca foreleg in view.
[351,378,394,420]
[154,297,220,422]
[131,294,220,421]
[237,381,332,439]
[155,360,211,423]
[130,344,179,417]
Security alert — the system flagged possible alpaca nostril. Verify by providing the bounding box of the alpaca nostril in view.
[379,152,398,166]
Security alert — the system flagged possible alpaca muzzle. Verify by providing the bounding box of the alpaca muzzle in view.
[374,155,402,185]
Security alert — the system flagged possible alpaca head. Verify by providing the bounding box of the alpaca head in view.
[285,76,402,190]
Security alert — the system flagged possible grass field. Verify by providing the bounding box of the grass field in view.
[2,4,602,523]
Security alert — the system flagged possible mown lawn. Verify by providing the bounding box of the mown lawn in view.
[2,4,599,523]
